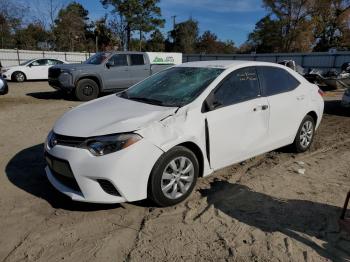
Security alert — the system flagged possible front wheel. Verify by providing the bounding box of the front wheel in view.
[292,115,315,153]
[12,71,26,82]
[75,79,99,101]
[148,146,199,207]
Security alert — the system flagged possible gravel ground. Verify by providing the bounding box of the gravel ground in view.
[0,82,349,262]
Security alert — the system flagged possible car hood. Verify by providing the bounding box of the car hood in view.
[53,95,178,137]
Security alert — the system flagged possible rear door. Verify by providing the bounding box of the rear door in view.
[128,54,150,85]
[204,67,270,170]
[257,66,308,148]
[103,54,130,90]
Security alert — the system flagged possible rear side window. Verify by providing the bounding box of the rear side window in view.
[108,54,128,66]
[31,59,48,66]
[214,67,260,107]
[47,59,63,65]
[258,67,300,96]
[129,54,145,65]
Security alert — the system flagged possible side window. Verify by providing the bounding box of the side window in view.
[108,54,128,67]
[258,67,300,96]
[213,67,260,107]
[48,59,63,65]
[31,59,48,66]
[129,54,145,66]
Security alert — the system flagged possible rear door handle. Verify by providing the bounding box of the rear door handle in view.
[253,105,269,111]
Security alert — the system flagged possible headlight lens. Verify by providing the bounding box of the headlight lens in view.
[46,131,57,149]
[1,69,8,73]
[87,133,142,156]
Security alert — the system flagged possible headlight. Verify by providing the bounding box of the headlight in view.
[46,131,57,149]
[87,133,142,156]
[1,69,8,73]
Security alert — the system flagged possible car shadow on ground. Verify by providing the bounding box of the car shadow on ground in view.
[26,91,76,101]
[324,100,350,117]
[199,180,350,261]
[5,144,121,211]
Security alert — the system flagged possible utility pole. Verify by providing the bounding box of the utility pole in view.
[171,15,176,31]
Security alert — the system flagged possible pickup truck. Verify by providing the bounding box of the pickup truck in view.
[48,51,182,101]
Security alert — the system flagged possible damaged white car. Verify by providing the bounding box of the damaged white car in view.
[45,61,324,206]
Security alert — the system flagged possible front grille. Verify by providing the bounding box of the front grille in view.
[53,133,86,148]
[45,153,81,192]
[97,179,121,196]
[48,68,61,78]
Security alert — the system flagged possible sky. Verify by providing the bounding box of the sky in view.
[25,0,268,47]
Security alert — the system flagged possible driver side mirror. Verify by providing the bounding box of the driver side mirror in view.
[106,62,112,69]
[28,63,32,67]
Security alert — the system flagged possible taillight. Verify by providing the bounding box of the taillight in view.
[318,89,325,97]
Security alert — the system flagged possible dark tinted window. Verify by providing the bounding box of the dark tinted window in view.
[129,54,144,65]
[47,59,63,65]
[214,67,260,107]
[31,59,48,66]
[108,54,128,66]
[258,67,300,96]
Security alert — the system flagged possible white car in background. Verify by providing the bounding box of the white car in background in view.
[1,58,67,82]
[45,61,324,207]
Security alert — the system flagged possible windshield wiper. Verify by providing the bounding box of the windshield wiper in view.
[128,96,164,106]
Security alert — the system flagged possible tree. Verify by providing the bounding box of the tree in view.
[171,19,199,53]
[53,2,92,51]
[311,0,350,51]
[146,29,165,51]
[0,0,26,48]
[14,22,50,50]
[94,16,119,51]
[101,0,165,50]
[264,0,312,52]
[196,31,237,54]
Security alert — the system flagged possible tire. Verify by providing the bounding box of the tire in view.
[148,146,199,207]
[12,71,26,82]
[292,115,315,153]
[75,79,99,101]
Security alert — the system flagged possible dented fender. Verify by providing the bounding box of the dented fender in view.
[137,107,213,177]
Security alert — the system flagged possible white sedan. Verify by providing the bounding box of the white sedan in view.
[45,61,324,206]
[1,58,67,82]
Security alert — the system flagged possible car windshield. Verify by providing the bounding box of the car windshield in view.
[20,59,34,66]
[120,67,224,107]
[84,52,111,65]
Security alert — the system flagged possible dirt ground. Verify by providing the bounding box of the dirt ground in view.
[0,81,349,262]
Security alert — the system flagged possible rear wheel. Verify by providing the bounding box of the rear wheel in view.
[148,146,199,207]
[292,115,315,153]
[75,79,99,101]
[12,71,26,82]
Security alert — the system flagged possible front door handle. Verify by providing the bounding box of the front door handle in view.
[253,105,269,111]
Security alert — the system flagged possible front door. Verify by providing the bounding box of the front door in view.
[103,54,130,90]
[26,59,50,79]
[128,54,150,85]
[204,67,270,170]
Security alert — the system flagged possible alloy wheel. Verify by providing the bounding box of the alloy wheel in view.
[299,120,313,148]
[161,156,195,199]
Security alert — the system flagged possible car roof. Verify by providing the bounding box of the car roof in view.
[177,60,285,69]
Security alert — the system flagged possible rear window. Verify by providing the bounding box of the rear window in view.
[129,54,145,65]
[258,67,300,96]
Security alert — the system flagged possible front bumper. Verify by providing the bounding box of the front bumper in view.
[45,139,164,204]
[48,73,75,91]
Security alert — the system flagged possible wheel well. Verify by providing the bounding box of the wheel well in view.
[11,71,26,81]
[77,76,101,90]
[177,142,204,177]
[307,111,318,124]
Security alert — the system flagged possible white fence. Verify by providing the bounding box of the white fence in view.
[0,49,94,67]
[1,49,350,70]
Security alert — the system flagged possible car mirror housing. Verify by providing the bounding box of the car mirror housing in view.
[106,62,112,69]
